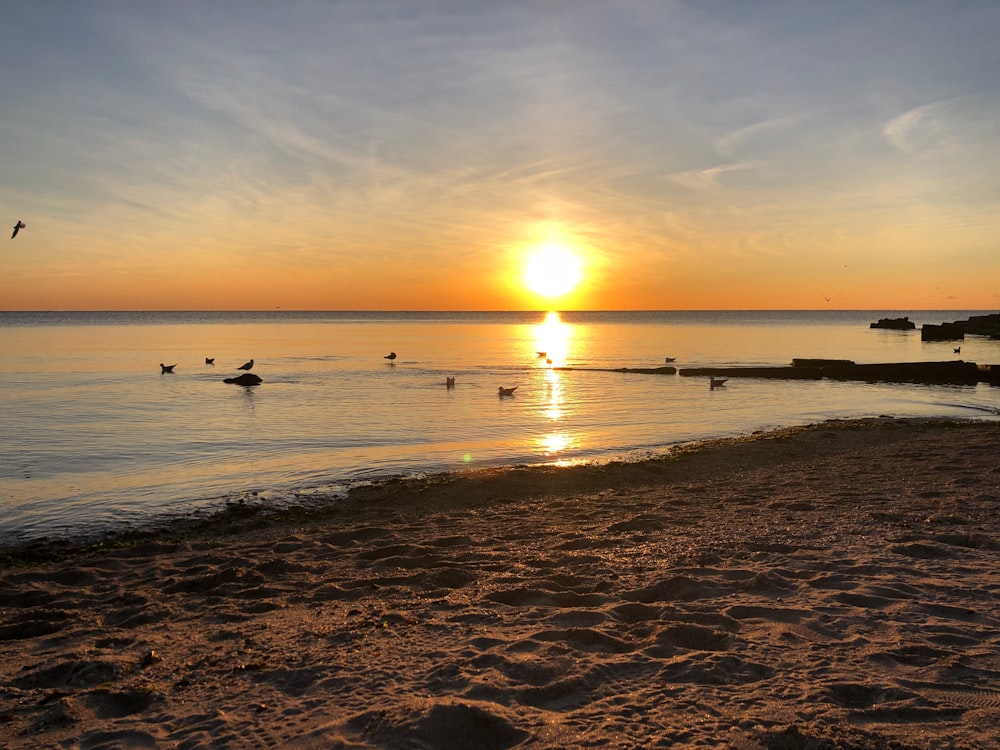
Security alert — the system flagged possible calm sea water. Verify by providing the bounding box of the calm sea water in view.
[2,310,998,547]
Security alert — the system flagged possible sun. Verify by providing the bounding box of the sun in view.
[523,244,583,299]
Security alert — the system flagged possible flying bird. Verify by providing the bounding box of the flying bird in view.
[160,363,176,373]
[238,359,254,371]
[384,352,397,363]
[11,220,25,239]
[498,386,518,397]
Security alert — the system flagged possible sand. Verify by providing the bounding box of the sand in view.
[1,418,999,749]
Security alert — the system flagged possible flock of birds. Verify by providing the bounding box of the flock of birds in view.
[383,351,723,395]
[160,358,253,375]
[161,350,728,393]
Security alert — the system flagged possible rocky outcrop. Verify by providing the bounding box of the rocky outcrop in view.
[223,373,263,386]
[870,316,915,330]
[921,312,1000,341]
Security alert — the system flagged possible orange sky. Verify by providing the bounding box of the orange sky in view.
[2,3,999,311]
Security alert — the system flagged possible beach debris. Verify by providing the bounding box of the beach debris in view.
[237,359,254,371]
[139,649,161,668]
[498,386,517,397]
[384,352,397,363]
[160,363,176,373]
[224,373,262,386]
[10,220,25,239]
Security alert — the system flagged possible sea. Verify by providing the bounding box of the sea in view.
[2,310,998,548]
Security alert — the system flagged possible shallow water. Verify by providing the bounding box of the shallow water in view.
[1,310,998,545]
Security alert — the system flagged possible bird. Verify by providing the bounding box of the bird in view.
[446,376,455,388]
[11,220,25,239]
[237,359,254,371]
[709,376,727,390]
[205,357,215,365]
[954,347,961,354]
[536,351,547,358]
[664,357,676,363]
[498,386,518,397]
[384,352,397,363]
[160,363,176,373]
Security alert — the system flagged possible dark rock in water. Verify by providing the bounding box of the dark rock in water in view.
[921,322,966,341]
[921,312,1000,341]
[870,316,915,330]
[224,373,262,386]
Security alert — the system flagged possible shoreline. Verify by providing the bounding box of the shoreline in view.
[2,416,992,566]
[2,417,999,748]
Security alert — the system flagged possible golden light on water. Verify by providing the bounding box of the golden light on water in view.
[533,311,577,459]
[533,311,572,368]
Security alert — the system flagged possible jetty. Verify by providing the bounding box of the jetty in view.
[554,360,999,386]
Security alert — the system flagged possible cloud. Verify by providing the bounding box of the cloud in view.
[884,95,1000,158]
[666,162,755,192]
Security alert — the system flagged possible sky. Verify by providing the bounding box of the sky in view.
[2,1,999,311]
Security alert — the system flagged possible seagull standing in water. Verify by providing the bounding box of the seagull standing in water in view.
[710,377,727,390]
[11,220,25,239]
[238,359,254,371]
[384,352,397,363]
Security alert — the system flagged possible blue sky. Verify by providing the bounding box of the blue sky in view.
[2,1,999,309]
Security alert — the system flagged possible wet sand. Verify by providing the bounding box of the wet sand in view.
[2,418,999,749]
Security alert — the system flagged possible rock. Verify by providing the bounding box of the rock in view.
[870,316,915,330]
[223,373,263,386]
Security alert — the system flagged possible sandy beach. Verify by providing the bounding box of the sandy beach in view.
[1,417,999,749]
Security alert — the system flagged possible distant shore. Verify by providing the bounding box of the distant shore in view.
[2,417,999,748]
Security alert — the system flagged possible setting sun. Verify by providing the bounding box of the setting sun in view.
[523,244,583,299]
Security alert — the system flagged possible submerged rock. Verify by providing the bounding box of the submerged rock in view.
[223,373,262,386]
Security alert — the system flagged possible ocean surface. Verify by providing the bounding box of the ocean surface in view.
[2,310,998,547]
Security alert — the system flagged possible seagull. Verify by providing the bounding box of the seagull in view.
[446,376,455,388]
[536,351,547,358]
[954,347,961,354]
[384,352,397,363]
[160,363,176,373]
[709,376,727,390]
[238,359,254,371]
[498,386,518,397]
[11,220,25,239]
[664,357,676,363]
[205,357,215,365]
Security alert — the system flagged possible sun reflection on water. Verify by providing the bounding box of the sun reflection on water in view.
[533,311,571,367]
[533,312,579,460]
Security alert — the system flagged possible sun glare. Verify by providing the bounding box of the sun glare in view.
[524,244,583,299]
